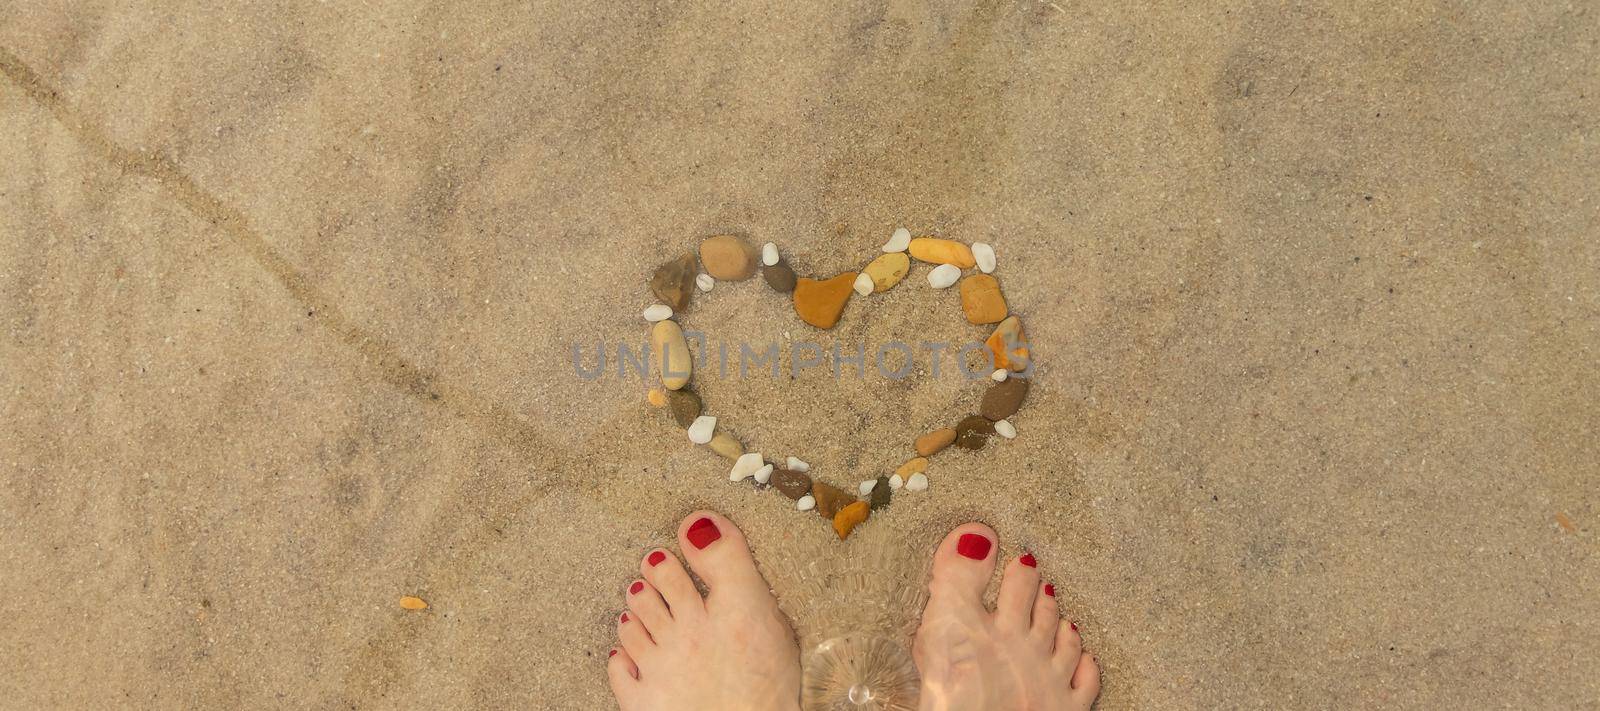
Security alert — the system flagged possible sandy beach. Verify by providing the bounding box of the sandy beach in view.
[2,1,1597,707]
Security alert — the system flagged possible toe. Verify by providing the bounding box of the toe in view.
[640,548,704,618]
[995,552,1041,630]
[1053,618,1082,671]
[618,610,653,657]
[927,522,998,604]
[625,579,673,637]
[1071,651,1101,701]
[1029,582,1058,643]
[606,647,640,705]
[676,511,768,598]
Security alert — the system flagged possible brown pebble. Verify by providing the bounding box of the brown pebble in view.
[812,481,856,519]
[895,457,928,477]
[700,235,759,280]
[954,415,994,451]
[980,377,1029,421]
[707,432,743,459]
[832,501,871,540]
[649,252,697,311]
[763,259,797,293]
[665,389,701,427]
[793,272,857,329]
[399,596,428,610]
[986,316,1031,372]
[915,428,957,456]
[869,476,892,510]
[959,274,1008,325]
[772,468,812,500]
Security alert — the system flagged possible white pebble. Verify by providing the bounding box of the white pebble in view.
[643,304,673,322]
[927,264,961,288]
[786,456,810,472]
[905,472,929,491]
[995,420,1017,439]
[974,242,996,273]
[761,242,779,266]
[883,227,911,253]
[729,452,765,481]
[889,474,904,490]
[796,495,816,511]
[991,369,1008,382]
[696,273,714,292]
[687,416,717,444]
[859,480,877,496]
[753,464,774,484]
[853,272,874,296]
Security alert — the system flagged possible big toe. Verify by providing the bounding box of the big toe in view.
[927,522,998,604]
[677,511,769,600]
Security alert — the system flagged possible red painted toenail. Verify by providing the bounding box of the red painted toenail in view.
[1020,552,1037,567]
[608,649,617,658]
[1071,621,1079,632]
[647,551,667,567]
[686,517,721,549]
[956,533,992,560]
[620,612,629,623]
[1045,584,1056,597]
[629,581,644,595]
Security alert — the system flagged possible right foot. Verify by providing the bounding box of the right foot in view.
[912,523,1101,710]
[607,511,802,711]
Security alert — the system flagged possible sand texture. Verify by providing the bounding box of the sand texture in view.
[2,1,1598,708]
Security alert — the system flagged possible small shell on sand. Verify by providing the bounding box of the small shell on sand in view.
[889,474,904,490]
[787,456,811,472]
[687,415,716,444]
[643,304,673,322]
[883,227,911,252]
[995,419,1017,439]
[696,273,714,292]
[928,264,961,288]
[858,479,877,496]
[974,242,996,273]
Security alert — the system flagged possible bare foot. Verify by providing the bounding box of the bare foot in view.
[913,523,1101,710]
[607,511,801,711]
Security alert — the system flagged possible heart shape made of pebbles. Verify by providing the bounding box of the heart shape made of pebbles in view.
[641,230,1032,541]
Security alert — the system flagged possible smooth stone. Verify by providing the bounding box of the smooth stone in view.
[762,242,779,266]
[796,494,816,511]
[858,479,877,496]
[786,456,811,472]
[649,252,697,311]
[973,242,996,273]
[643,304,674,322]
[708,432,743,459]
[832,501,871,540]
[991,369,1008,382]
[905,472,929,491]
[652,319,693,390]
[954,414,995,451]
[646,388,667,407]
[696,273,715,292]
[987,316,1031,372]
[927,264,961,289]
[883,227,911,252]
[699,235,759,280]
[772,468,812,500]
[981,377,1029,421]
[869,476,892,510]
[666,389,701,427]
[908,238,976,268]
[763,260,797,293]
[895,457,928,477]
[812,481,856,520]
[959,274,1008,325]
[995,420,1017,439]
[687,415,716,444]
[914,428,957,456]
[863,252,910,293]
[729,452,765,481]
[888,474,904,490]
[793,272,857,329]
[753,464,774,485]
[852,272,874,297]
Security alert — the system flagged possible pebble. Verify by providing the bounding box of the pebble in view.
[399,596,429,610]
[954,414,995,451]
[786,456,811,472]
[905,472,929,491]
[863,252,910,293]
[646,388,667,407]
[763,260,797,293]
[793,272,857,329]
[987,316,1031,372]
[772,468,812,499]
[796,494,816,511]
[708,432,744,459]
[652,319,693,390]
[762,242,780,266]
[687,415,716,444]
[915,428,957,456]
[649,252,697,311]
[869,476,892,510]
[895,457,928,477]
[753,464,774,485]
[927,264,961,289]
[699,235,759,280]
[882,227,911,253]
[973,242,996,273]
[811,481,855,519]
[729,452,766,482]
[980,377,1029,421]
[832,501,871,540]
[852,272,874,297]
[858,479,877,496]
[991,369,1008,382]
[959,274,1008,324]
[889,474,904,490]
[995,419,1017,439]
[908,238,976,268]
[643,304,673,322]
[666,389,702,427]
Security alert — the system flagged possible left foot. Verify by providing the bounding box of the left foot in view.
[607,511,801,711]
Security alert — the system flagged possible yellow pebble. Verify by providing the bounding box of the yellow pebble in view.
[908,238,975,268]
[399,596,429,610]
[895,457,928,477]
[832,501,871,540]
[647,388,667,407]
